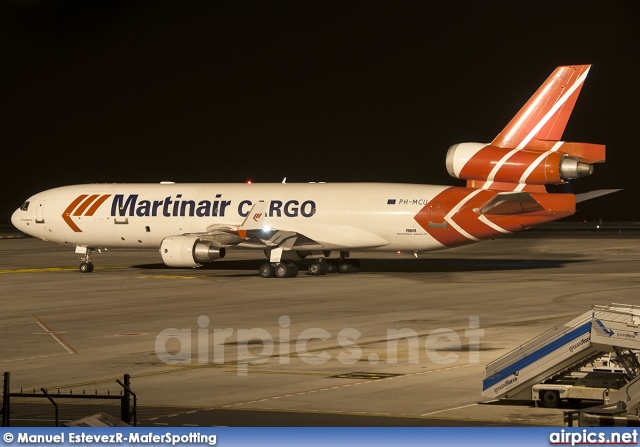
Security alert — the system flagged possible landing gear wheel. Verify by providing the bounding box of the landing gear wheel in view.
[259,263,275,278]
[540,390,560,408]
[287,263,299,277]
[79,261,94,273]
[338,260,355,273]
[308,261,327,276]
[325,260,338,273]
[275,263,291,278]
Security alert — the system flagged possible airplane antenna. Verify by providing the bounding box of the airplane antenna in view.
[282,177,287,184]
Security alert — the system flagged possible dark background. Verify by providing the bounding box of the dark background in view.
[1,0,638,224]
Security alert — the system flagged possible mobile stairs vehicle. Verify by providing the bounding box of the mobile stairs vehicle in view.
[482,303,640,408]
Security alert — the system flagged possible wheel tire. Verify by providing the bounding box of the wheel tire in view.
[352,259,361,272]
[274,263,291,278]
[79,262,94,273]
[326,260,338,273]
[259,263,275,278]
[308,261,326,276]
[338,260,355,274]
[287,263,299,277]
[540,390,560,408]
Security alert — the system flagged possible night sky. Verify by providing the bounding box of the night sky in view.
[2,1,638,224]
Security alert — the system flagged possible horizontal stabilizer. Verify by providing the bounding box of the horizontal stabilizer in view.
[475,192,544,215]
[575,189,622,203]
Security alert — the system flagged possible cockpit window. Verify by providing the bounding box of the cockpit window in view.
[20,201,30,211]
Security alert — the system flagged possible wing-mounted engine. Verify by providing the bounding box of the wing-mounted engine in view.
[159,235,226,268]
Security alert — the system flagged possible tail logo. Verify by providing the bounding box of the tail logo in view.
[252,212,263,222]
[62,194,112,232]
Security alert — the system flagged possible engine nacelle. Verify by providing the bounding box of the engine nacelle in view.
[159,235,226,268]
[446,142,593,185]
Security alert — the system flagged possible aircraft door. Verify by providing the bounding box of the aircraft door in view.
[36,200,45,224]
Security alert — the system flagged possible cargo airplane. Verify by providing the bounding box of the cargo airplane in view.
[11,65,614,277]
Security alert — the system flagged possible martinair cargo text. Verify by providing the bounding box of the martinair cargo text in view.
[12,65,616,277]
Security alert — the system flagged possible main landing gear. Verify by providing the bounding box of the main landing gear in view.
[76,245,95,273]
[259,262,299,278]
[258,250,360,278]
[306,258,360,276]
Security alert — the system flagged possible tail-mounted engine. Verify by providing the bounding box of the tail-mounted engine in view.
[160,235,226,268]
[445,142,603,186]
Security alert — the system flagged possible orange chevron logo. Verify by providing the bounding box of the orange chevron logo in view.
[62,194,112,232]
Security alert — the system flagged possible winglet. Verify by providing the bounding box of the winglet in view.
[239,201,267,230]
[232,201,268,239]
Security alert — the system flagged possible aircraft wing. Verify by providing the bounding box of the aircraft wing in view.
[186,200,389,251]
[197,223,390,251]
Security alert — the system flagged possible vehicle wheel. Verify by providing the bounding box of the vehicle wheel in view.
[79,261,94,273]
[287,263,299,277]
[275,263,291,278]
[352,259,361,272]
[338,260,355,273]
[540,390,560,408]
[259,263,275,278]
[308,261,326,276]
[326,260,338,273]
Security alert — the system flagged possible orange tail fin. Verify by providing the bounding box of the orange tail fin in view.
[445,65,605,192]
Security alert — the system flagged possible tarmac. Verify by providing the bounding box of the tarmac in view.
[2,226,640,426]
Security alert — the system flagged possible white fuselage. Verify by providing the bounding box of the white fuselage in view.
[11,182,454,253]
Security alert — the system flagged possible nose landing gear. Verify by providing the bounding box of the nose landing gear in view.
[76,245,95,273]
[79,260,94,273]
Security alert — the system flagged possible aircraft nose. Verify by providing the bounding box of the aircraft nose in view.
[11,207,26,233]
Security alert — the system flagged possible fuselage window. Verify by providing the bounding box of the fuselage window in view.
[20,201,30,211]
